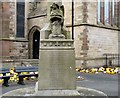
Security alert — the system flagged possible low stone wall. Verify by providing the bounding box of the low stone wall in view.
[1,59,39,68]
[76,56,119,68]
[75,57,105,68]
[1,57,119,69]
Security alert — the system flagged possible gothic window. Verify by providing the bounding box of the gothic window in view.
[16,0,25,37]
[97,0,119,27]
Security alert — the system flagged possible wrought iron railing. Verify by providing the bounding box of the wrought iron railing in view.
[103,53,120,68]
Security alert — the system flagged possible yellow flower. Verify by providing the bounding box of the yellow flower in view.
[0,74,3,77]
[10,70,14,74]
[0,79,3,83]
[106,68,111,74]
[91,68,98,73]
[10,77,14,81]
[24,77,28,80]
[17,78,19,81]
[110,71,115,74]
[80,69,85,72]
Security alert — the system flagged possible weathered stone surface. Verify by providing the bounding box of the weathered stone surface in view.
[62,1,72,26]
[87,27,118,58]
[38,1,76,91]
[77,87,107,97]
[1,1,119,68]
[27,1,119,68]
[28,16,47,31]
[74,1,83,25]
[87,2,97,24]
[0,41,10,57]
[9,41,28,59]
[1,86,107,97]
[33,90,80,96]
[38,40,76,90]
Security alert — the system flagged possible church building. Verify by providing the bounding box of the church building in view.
[0,0,120,68]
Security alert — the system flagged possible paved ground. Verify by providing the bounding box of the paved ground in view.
[1,80,36,95]
[1,72,119,96]
[77,72,119,96]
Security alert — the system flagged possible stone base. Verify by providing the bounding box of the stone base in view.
[2,86,108,97]
[33,90,80,96]
[34,82,80,96]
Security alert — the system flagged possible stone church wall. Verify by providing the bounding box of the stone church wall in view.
[67,25,119,68]
[87,26,118,67]
[87,27,118,58]
[28,16,47,32]
[9,41,28,59]
[1,1,119,68]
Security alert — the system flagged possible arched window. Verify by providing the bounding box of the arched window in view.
[16,0,25,37]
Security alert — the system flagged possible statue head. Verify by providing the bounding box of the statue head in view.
[49,3,64,26]
[41,2,70,39]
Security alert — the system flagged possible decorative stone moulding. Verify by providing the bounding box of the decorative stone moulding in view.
[40,39,74,48]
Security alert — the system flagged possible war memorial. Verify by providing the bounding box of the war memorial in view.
[1,1,108,97]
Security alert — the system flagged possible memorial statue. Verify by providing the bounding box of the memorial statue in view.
[41,2,70,39]
[49,3,65,39]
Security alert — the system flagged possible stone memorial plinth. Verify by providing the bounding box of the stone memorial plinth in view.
[38,39,76,90]
[36,1,80,95]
